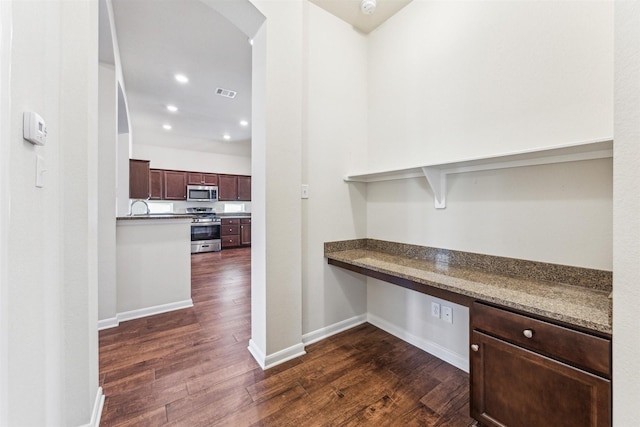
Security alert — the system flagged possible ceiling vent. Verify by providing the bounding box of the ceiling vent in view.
[216,88,237,99]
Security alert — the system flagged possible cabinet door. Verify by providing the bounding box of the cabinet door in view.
[218,175,238,201]
[202,173,218,185]
[186,172,218,186]
[187,172,204,185]
[163,171,187,200]
[129,159,150,199]
[470,331,610,427]
[240,221,251,246]
[149,169,164,200]
[237,176,251,201]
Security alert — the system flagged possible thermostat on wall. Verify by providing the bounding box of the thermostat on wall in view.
[23,112,47,145]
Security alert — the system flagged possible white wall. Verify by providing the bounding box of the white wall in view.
[0,1,11,423]
[364,1,613,371]
[301,2,368,338]
[98,63,118,324]
[613,1,640,422]
[132,139,251,176]
[367,1,613,169]
[2,0,99,425]
[249,0,304,367]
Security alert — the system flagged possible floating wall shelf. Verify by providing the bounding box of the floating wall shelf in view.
[344,138,613,209]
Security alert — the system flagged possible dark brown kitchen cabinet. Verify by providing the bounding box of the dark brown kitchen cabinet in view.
[187,172,218,186]
[218,175,238,201]
[149,169,164,200]
[129,159,150,199]
[218,174,251,201]
[163,170,187,200]
[237,176,251,201]
[240,218,251,246]
[470,302,611,427]
[221,218,240,248]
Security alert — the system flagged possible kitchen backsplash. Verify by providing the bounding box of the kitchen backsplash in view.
[135,199,251,214]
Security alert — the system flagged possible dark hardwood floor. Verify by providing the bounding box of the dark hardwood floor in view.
[99,247,474,426]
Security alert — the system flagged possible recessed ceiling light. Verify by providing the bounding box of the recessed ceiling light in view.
[163,124,172,130]
[174,74,189,84]
[223,134,231,140]
[166,105,178,113]
[239,120,249,127]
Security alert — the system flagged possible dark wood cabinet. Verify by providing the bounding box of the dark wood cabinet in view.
[221,218,241,248]
[238,176,251,201]
[470,302,611,427]
[187,172,218,186]
[240,218,251,246]
[219,175,251,201]
[129,159,150,199]
[218,175,238,201]
[130,162,249,202]
[163,170,187,200]
[149,169,164,200]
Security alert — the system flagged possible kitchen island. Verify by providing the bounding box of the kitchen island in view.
[116,215,193,321]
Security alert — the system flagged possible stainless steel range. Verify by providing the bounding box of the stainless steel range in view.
[187,207,221,253]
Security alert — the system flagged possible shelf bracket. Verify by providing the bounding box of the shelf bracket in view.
[422,167,446,209]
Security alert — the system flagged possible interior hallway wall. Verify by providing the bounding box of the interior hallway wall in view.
[300,2,368,341]
[613,0,640,422]
[3,0,100,425]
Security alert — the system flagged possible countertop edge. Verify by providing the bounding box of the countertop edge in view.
[326,248,612,336]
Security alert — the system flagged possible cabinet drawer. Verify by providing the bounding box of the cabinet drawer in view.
[240,218,251,224]
[221,218,240,226]
[472,302,610,378]
[221,225,239,236]
[222,235,240,247]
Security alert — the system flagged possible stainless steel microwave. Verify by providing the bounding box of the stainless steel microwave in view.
[187,185,218,202]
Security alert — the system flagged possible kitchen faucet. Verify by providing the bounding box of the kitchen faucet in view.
[130,199,150,216]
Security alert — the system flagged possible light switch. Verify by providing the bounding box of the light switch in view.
[36,154,46,188]
[301,184,309,199]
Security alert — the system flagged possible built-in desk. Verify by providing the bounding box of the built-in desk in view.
[326,239,613,426]
[325,239,611,335]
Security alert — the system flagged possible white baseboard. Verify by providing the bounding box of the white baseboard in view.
[98,317,119,331]
[264,342,306,370]
[302,314,367,346]
[247,339,266,370]
[77,387,104,427]
[248,339,306,370]
[98,299,193,330]
[367,313,469,373]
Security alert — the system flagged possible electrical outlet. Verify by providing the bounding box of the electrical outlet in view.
[442,306,453,323]
[431,302,441,318]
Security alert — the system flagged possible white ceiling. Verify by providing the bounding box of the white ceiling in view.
[107,0,253,149]
[309,0,413,33]
[101,0,411,152]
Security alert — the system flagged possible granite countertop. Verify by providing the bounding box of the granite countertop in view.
[325,239,612,335]
[117,214,195,221]
[217,213,251,218]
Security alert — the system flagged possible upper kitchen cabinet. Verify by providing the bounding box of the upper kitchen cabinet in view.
[237,176,251,201]
[187,172,218,186]
[218,175,238,201]
[163,170,187,200]
[129,159,150,199]
[149,169,164,200]
[219,174,251,201]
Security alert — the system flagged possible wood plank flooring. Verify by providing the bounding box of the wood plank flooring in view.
[99,247,475,426]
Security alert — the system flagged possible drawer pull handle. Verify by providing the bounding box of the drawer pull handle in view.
[523,329,533,339]
[471,344,479,352]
